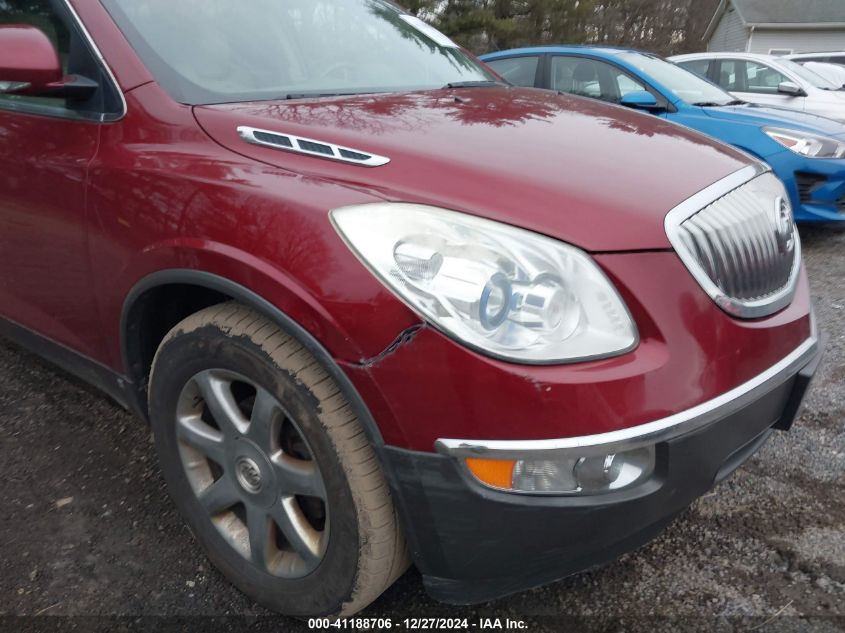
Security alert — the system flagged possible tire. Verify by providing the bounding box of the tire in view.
[148,302,409,616]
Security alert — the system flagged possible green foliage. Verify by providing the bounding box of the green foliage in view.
[413,0,720,56]
[402,0,441,16]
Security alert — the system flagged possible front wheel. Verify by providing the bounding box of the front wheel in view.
[148,302,408,616]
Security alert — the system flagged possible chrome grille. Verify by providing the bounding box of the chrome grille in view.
[666,168,801,319]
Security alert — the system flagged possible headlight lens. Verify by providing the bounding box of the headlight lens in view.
[764,126,845,158]
[331,203,637,363]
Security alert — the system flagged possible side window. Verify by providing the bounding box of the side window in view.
[744,61,788,93]
[677,59,711,80]
[0,0,121,119]
[552,57,601,98]
[829,55,845,65]
[551,56,645,104]
[616,74,646,98]
[485,56,539,88]
[717,59,745,91]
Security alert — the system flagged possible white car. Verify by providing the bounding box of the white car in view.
[798,62,845,89]
[786,51,845,67]
[670,52,845,122]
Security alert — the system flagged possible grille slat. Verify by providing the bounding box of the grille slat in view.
[711,201,749,296]
[733,197,762,296]
[667,170,800,318]
[739,189,771,296]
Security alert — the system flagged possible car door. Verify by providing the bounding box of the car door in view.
[715,58,806,112]
[0,0,122,359]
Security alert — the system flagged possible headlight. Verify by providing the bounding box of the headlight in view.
[764,126,845,158]
[465,446,655,495]
[330,203,638,363]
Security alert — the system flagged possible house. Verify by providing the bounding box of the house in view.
[704,0,845,54]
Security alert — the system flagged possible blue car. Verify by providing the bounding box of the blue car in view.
[480,46,845,224]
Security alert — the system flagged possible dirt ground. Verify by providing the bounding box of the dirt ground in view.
[0,226,843,633]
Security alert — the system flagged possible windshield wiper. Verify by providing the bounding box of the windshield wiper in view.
[282,91,371,100]
[443,80,506,89]
[692,100,743,107]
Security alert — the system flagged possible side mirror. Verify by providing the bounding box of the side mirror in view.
[0,25,97,100]
[777,81,806,97]
[620,90,662,111]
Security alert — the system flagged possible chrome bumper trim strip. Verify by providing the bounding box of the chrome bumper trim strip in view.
[436,333,818,460]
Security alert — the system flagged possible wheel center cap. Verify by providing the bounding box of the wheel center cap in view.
[235,456,263,493]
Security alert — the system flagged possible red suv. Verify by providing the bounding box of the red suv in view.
[0,0,821,618]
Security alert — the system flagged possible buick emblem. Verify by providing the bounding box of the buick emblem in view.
[235,457,263,493]
[772,196,794,255]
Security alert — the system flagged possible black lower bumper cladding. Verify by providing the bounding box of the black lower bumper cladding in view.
[382,342,823,605]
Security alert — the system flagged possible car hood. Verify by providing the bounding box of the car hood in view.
[195,87,752,251]
[808,87,845,104]
[701,102,845,137]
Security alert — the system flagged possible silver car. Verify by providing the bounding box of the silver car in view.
[797,62,845,89]
[786,51,845,67]
[670,52,845,122]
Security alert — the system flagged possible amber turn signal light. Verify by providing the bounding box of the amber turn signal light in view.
[465,458,516,490]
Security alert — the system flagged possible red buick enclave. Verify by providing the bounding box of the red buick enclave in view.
[0,0,821,618]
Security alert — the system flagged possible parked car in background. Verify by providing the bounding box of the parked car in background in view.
[792,61,845,89]
[670,52,845,121]
[482,47,845,224]
[0,0,822,618]
[787,51,845,67]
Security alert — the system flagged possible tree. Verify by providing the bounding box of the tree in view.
[402,0,440,17]
[414,0,719,56]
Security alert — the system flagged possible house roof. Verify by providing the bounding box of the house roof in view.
[704,0,845,42]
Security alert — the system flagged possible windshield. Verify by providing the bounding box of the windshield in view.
[618,52,737,106]
[777,58,840,90]
[802,62,845,87]
[100,0,496,104]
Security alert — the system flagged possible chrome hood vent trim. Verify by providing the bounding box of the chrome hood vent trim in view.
[237,126,389,167]
[665,164,801,319]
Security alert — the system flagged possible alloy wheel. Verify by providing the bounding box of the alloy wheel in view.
[175,369,329,578]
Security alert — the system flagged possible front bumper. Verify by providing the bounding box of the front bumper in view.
[381,334,822,604]
[768,151,845,223]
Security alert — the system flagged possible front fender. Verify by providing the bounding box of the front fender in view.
[114,241,420,372]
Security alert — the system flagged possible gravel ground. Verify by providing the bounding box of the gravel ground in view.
[0,227,843,632]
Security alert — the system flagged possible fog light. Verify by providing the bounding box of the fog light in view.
[465,446,655,495]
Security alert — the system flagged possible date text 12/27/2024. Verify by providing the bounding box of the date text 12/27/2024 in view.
[308,618,529,630]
